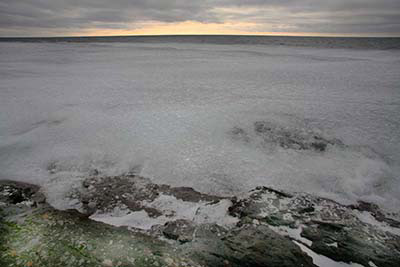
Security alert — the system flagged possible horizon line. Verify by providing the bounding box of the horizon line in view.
[1,33,400,39]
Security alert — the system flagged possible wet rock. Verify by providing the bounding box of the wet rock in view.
[89,169,100,176]
[302,224,400,267]
[0,181,202,267]
[74,175,224,217]
[228,121,346,152]
[229,127,250,142]
[349,200,400,228]
[75,175,160,214]
[229,186,292,220]
[299,206,315,214]
[179,224,316,267]
[253,121,344,152]
[253,186,293,198]
[87,201,97,209]
[0,180,39,204]
[32,191,46,204]
[162,219,196,243]
[228,186,400,267]
[144,207,163,218]
[161,186,223,203]
[2,179,400,267]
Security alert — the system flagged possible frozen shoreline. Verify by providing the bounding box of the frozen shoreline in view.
[2,178,400,267]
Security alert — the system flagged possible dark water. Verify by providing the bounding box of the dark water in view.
[1,35,400,50]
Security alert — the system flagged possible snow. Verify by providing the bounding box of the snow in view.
[327,242,338,248]
[91,209,156,230]
[90,194,238,229]
[355,210,400,236]
[269,225,313,246]
[294,241,365,267]
[1,42,400,212]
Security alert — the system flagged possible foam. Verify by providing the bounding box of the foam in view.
[1,42,400,212]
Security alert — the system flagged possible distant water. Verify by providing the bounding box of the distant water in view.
[1,35,400,50]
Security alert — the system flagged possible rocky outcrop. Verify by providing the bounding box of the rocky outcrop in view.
[228,186,400,267]
[0,180,202,267]
[1,177,400,267]
[74,175,222,217]
[230,121,345,152]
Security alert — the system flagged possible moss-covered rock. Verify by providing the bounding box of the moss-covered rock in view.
[2,178,400,267]
[0,181,200,267]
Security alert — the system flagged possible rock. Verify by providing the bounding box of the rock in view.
[89,169,100,176]
[0,181,202,267]
[102,259,113,266]
[231,121,345,152]
[299,206,315,214]
[88,201,97,209]
[254,121,343,152]
[2,178,400,267]
[178,224,316,267]
[73,175,223,216]
[161,186,222,203]
[229,127,250,142]
[162,220,195,243]
[301,224,400,267]
[349,200,400,228]
[228,186,400,267]
[32,192,46,204]
[0,180,40,204]
[143,207,163,218]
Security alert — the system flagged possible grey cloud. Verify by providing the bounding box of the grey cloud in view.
[216,0,400,34]
[0,0,399,36]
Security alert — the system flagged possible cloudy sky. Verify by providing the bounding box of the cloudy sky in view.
[1,0,399,37]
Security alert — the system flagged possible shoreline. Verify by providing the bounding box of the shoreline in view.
[1,177,400,266]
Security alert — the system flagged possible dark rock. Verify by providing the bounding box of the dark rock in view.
[302,224,400,267]
[299,206,315,214]
[3,178,400,267]
[161,186,223,203]
[228,197,261,218]
[144,207,163,218]
[262,214,295,227]
[75,175,225,216]
[0,180,40,204]
[89,169,99,176]
[180,224,316,267]
[310,220,346,231]
[0,183,201,267]
[32,191,46,204]
[162,220,196,243]
[310,142,327,151]
[229,127,250,142]
[253,186,293,198]
[249,121,345,152]
[349,200,400,228]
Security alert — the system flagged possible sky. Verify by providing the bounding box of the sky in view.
[0,0,399,37]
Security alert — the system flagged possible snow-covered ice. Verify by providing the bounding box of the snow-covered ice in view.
[294,241,366,267]
[90,195,238,230]
[268,225,313,246]
[1,41,400,212]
